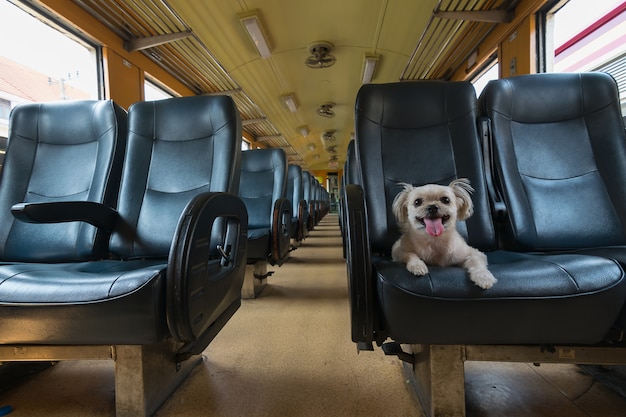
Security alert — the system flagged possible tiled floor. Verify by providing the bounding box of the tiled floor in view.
[1,214,626,416]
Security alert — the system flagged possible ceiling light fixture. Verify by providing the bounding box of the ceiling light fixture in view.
[281,94,298,112]
[239,10,272,59]
[362,53,380,84]
[298,125,310,137]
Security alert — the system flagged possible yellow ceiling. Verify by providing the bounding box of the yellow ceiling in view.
[166,0,440,171]
[73,0,507,171]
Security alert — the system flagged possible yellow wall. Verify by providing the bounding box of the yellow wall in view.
[500,16,537,78]
[450,0,547,81]
[102,48,143,110]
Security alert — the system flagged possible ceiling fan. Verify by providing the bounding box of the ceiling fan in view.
[305,41,336,69]
[317,102,335,118]
[321,130,336,142]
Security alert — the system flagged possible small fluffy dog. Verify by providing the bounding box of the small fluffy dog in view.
[391,178,497,289]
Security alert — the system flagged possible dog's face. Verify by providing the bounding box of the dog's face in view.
[392,179,474,237]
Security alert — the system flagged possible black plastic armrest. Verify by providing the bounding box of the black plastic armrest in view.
[478,116,507,221]
[345,184,380,345]
[167,191,248,346]
[271,197,292,265]
[11,201,119,232]
[297,199,307,240]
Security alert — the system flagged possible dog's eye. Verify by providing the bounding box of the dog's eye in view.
[441,197,450,204]
[414,198,422,207]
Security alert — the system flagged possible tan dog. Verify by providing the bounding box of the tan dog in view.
[391,178,497,289]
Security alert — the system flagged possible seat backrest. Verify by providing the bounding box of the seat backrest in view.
[239,148,287,230]
[287,164,303,221]
[345,140,361,186]
[110,95,241,258]
[0,100,127,261]
[480,72,626,251]
[302,170,313,229]
[355,81,495,255]
[302,170,312,207]
[340,140,358,246]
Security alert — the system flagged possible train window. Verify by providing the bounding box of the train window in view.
[471,60,499,95]
[545,0,625,112]
[144,78,175,101]
[0,1,100,105]
[0,98,7,169]
[0,98,9,122]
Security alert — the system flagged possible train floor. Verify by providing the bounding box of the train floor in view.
[1,213,626,416]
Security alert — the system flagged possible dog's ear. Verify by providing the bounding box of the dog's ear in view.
[392,183,412,222]
[450,178,474,220]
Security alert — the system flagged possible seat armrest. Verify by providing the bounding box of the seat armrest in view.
[345,184,382,346]
[271,197,292,265]
[167,191,248,353]
[11,201,119,232]
[478,116,507,221]
[296,199,307,241]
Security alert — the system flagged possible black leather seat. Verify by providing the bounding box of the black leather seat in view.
[345,79,626,416]
[340,140,359,258]
[314,177,323,223]
[0,100,127,262]
[287,164,306,244]
[302,170,315,231]
[479,72,626,337]
[0,96,248,416]
[239,148,290,266]
[348,79,625,346]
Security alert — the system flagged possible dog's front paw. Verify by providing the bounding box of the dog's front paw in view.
[406,258,429,276]
[469,268,497,289]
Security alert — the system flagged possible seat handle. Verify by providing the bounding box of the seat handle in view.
[217,244,232,266]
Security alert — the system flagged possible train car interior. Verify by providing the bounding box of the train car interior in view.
[0,0,625,416]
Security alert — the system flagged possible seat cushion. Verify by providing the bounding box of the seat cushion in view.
[0,259,169,344]
[565,246,626,338]
[246,227,271,261]
[290,218,299,238]
[375,251,626,345]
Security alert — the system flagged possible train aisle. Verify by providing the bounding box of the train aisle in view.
[157,213,423,416]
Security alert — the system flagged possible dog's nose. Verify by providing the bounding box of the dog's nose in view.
[427,204,439,214]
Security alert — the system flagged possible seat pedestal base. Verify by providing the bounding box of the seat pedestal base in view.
[410,344,466,417]
[407,343,626,417]
[242,261,269,299]
[115,340,202,416]
[0,340,201,416]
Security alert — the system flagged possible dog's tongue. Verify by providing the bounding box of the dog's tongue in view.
[424,217,444,237]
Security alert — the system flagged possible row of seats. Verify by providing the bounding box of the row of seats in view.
[237,147,329,298]
[288,166,330,241]
[234,146,330,270]
[0,95,327,416]
[0,94,332,414]
[343,72,626,416]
